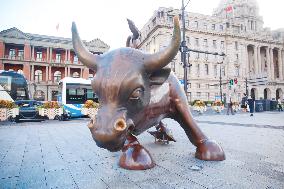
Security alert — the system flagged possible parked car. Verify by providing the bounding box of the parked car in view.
[12,100,45,122]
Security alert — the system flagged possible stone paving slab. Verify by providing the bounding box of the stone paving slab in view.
[0,112,284,189]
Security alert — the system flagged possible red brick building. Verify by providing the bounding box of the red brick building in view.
[0,27,109,101]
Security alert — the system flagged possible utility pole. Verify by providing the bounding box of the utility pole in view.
[245,77,248,96]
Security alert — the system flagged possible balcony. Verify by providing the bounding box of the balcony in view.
[3,55,24,60]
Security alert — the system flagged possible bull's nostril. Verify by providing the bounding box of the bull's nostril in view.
[114,119,127,131]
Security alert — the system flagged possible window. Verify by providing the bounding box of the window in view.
[74,55,78,64]
[219,25,224,31]
[55,53,61,63]
[35,70,43,82]
[213,40,217,49]
[235,67,240,76]
[72,72,79,78]
[235,41,238,50]
[9,49,15,58]
[205,64,209,75]
[18,50,24,59]
[211,24,216,30]
[236,54,239,62]
[203,23,207,30]
[203,39,208,47]
[167,15,173,23]
[207,93,210,100]
[195,38,199,47]
[197,92,201,98]
[196,83,201,88]
[36,51,42,61]
[195,52,200,59]
[188,83,191,88]
[54,71,62,82]
[205,53,208,60]
[214,65,218,77]
[222,66,225,76]
[221,41,224,49]
[186,36,190,45]
[197,64,200,76]
[195,21,198,28]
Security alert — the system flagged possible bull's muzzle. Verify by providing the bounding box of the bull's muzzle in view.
[114,119,127,132]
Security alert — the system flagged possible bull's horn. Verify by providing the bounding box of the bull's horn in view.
[72,22,100,71]
[143,16,181,72]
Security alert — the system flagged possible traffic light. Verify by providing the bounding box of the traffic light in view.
[229,79,234,86]
[234,78,238,84]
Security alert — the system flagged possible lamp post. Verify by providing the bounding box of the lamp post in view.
[180,0,190,97]
[217,54,225,102]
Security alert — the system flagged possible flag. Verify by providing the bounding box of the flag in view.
[225,5,233,13]
[56,23,59,31]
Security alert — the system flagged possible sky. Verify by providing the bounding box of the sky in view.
[0,0,283,50]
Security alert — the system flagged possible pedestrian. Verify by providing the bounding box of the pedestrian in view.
[241,93,248,112]
[277,98,283,111]
[247,96,255,116]
[227,98,234,115]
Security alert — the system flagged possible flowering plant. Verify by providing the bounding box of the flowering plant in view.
[83,100,99,109]
[212,100,224,113]
[193,100,206,113]
[0,100,17,109]
[40,101,61,109]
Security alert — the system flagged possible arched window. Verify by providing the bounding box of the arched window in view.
[54,71,62,82]
[72,72,79,78]
[35,70,43,82]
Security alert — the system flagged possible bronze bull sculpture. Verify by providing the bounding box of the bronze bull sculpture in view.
[72,16,225,170]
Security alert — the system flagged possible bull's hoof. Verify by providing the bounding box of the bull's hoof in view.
[119,143,155,170]
[195,139,225,161]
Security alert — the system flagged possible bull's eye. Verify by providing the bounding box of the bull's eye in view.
[129,88,143,100]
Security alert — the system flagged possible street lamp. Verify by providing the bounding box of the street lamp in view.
[180,0,191,98]
[217,54,226,102]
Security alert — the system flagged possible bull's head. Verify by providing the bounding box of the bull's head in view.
[72,16,181,152]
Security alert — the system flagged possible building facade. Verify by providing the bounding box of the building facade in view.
[0,27,109,101]
[139,0,284,102]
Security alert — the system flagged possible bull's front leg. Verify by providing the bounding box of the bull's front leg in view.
[119,134,155,170]
[171,92,225,161]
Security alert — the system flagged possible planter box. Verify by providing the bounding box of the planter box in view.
[193,106,207,114]
[0,108,19,121]
[81,108,98,119]
[38,108,63,120]
[212,106,224,113]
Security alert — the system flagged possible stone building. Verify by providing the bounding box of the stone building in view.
[139,0,284,102]
[0,27,109,101]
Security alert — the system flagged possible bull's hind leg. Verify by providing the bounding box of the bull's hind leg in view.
[119,134,155,170]
[172,91,225,161]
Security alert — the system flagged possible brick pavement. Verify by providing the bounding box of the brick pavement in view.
[0,111,283,189]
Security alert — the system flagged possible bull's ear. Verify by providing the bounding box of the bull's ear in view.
[149,68,171,85]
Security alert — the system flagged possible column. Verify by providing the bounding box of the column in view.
[31,46,34,61]
[278,49,283,80]
[49,66,52,81]
[31,64,34,81]
[68,67,70,77]
[49,48,53,62]
[270,48,274,80]
[65,49,67,63]
[266,47,271,79]
[46,47,49,62]
[68,50,71,63]
[45,66,48,82]
[257,46,261,75]
[64,67,67,78]
[253,45,258,75]
[80,68,83,78]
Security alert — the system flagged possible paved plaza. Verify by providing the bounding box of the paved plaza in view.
[0,111,283,189]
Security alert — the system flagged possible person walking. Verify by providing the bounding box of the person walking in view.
[241,93,248,112]
[227,98,234,115]
[247,96,255,116]
[277,98,283,111]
